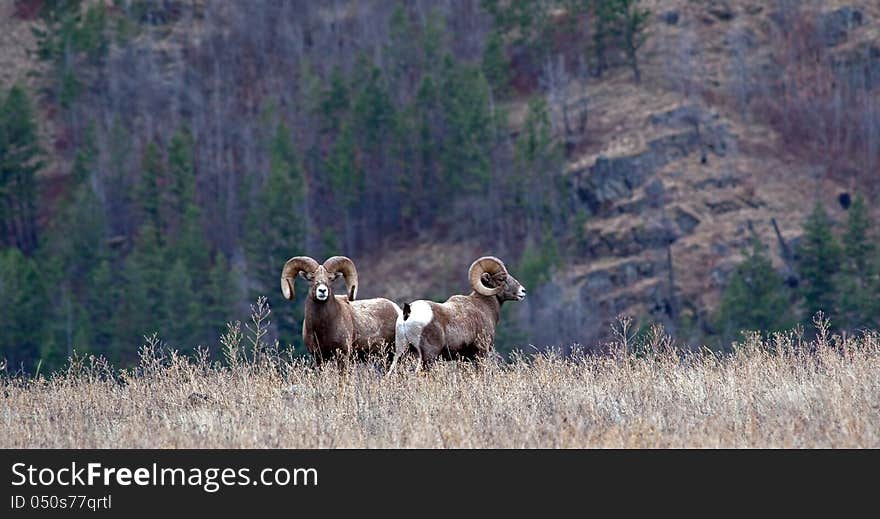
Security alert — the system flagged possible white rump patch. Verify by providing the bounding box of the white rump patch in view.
[396,300,433,348]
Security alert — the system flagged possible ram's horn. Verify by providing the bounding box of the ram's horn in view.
[468,256,507,296]
[280,256,319,300]
[323,256,359,301]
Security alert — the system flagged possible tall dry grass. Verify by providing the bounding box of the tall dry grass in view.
[2,308,879,448]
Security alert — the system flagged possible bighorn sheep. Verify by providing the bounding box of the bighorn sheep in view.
[387,256,526,374]
[281,256,401,365]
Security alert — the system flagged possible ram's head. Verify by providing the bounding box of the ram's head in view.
[468,256,526,302]
[281,256,359,303]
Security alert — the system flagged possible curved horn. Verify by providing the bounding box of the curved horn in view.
[468,256,508,296]
[280,256,319,300]
[323,256,358,301]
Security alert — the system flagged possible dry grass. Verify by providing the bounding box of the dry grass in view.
[3,312,879,449]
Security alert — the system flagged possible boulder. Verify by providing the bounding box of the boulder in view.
[820,6,864,47]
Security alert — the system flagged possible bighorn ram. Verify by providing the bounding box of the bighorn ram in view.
[387,256,526,374]
[281,256,401,365]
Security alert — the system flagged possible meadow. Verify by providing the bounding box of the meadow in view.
[3,312,878,449]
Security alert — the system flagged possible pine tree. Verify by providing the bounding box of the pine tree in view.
[165,126,208,271]
[797,202,842,323]
[482,30,511,98]
[327,120,361,251]
[245,123,306,349]
[0,248,48,371]
[0,85,44,253]
[837,195,876,329]
[162,258,199,351]
[205,252,238,344]
[137,142,164,237]
[352,57,394,148]
[35,171,112,368]
[438,55,493,195]
[84,258,119,358]
[70,123,97,186]
[716,237,793,338]
[167,127,196,224]
[592,0,616,77]
[612,0,651,84]
[117,222,166,358]
[320,68,350,134]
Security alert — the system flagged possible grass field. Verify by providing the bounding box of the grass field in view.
[3,315,879,449]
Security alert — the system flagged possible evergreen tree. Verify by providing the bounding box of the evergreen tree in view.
[0,248,48,371]
[165,126,208,271]
[327,120,361,250]
[70,123,97,186]
[33,1,108,107]
[592,0,616,76]
[797,202,842,323]
[245,123,306,348]
[482,30,511,98]
[438,55,494,195]
[837,195,876,329]
[116,222,166,358]
[352,57,394,149]
[162,258,199,350]
[205,252,238,344]
[612,0,651,83]
[38,182,109,366]
[137,142,164,237]
[320,68,350,134]
[0,85,44,253]
[716,237,793,338]
[514,96,563,232]
[166,127,196,224]
[83,258,119,358]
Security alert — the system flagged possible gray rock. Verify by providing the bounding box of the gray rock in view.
[648,105,700,128]
[831,43,880,91]
[723,27,758,50]
[693,174,740,190]
[674,207,701,234]
[705,199,741,214]
[708,1,735,22]
[660,11,679,25]
[584,271,614,292]
[820,6,864,47]
[575,111,730,219]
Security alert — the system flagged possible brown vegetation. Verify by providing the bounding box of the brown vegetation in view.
[3,319,878,448]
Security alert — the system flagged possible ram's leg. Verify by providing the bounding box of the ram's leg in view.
[417,340,443,373]
[386,331,409,377]
[414,346,426,373]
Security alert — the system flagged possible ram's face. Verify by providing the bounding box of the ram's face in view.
[301,266,342,302]
[482,272,527,302]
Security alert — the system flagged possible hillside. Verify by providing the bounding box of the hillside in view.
[1,0,879,368]
[345,0,880,347]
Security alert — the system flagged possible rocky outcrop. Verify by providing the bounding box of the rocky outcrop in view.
[574,107,729,215]
[831,42,880,91]
[820,6,864,47]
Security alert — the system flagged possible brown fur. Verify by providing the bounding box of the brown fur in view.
[387,258,525,374]
[303,295,400,364]
[282,256,401,365]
